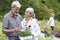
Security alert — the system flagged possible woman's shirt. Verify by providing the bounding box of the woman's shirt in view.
[21,18,40,37]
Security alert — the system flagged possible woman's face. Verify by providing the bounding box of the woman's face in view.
[25,11,31,18]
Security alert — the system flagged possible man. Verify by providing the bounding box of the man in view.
[47,14,55,31]
[2,1,23,40]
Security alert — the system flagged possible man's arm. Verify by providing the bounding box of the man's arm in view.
[2,17,22,34]
[2,27,22,34]
[2,29,15,34]
[2,17,15,34]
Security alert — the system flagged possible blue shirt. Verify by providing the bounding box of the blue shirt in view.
[2,12,23,36]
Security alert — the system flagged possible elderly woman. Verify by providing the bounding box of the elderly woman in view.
[21,7,40,40]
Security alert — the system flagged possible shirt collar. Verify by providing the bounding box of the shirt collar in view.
[24,18,32,21]
[10,11,18,17]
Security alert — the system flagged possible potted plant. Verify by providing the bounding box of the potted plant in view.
[19,25,33,40]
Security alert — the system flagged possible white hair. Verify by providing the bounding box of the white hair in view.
[11,1,21,8]
[25,7,35,14]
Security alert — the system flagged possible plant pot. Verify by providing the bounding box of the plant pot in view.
[20,36,33,40]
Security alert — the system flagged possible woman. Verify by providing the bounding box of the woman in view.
[21,7,40,40]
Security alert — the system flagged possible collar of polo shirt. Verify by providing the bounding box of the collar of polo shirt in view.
[10,11,18,17]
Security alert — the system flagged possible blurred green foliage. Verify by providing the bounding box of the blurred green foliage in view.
[0,0,60,20]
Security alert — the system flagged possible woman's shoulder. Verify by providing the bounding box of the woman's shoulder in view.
[30,19,37,24]
[31,18,38,23]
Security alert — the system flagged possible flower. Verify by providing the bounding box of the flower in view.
[29,25,31,28]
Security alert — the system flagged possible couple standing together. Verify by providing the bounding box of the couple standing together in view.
[2,1,40,40]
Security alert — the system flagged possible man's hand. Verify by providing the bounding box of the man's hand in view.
[2,27,22,34]
[13,27,22,32]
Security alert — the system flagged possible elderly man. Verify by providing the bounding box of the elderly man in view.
[2,1,23,40]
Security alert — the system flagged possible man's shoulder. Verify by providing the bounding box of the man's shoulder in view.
[18,14,22,17]
[17,14,23,19]
[4,12,10,18]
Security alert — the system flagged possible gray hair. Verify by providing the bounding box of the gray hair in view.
[11,1,21,8]
[25,7,35,14]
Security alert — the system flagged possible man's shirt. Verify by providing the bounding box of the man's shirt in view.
[2,12,23,36]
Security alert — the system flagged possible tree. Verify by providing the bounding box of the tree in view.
[0,0,60,20]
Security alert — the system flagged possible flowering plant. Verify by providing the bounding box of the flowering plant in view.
[20,22,32,37]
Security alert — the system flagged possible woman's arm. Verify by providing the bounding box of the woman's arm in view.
[33,21,41,37]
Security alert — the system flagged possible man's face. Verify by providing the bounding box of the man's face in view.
[11,6,20,16]
[25,11,31,18]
